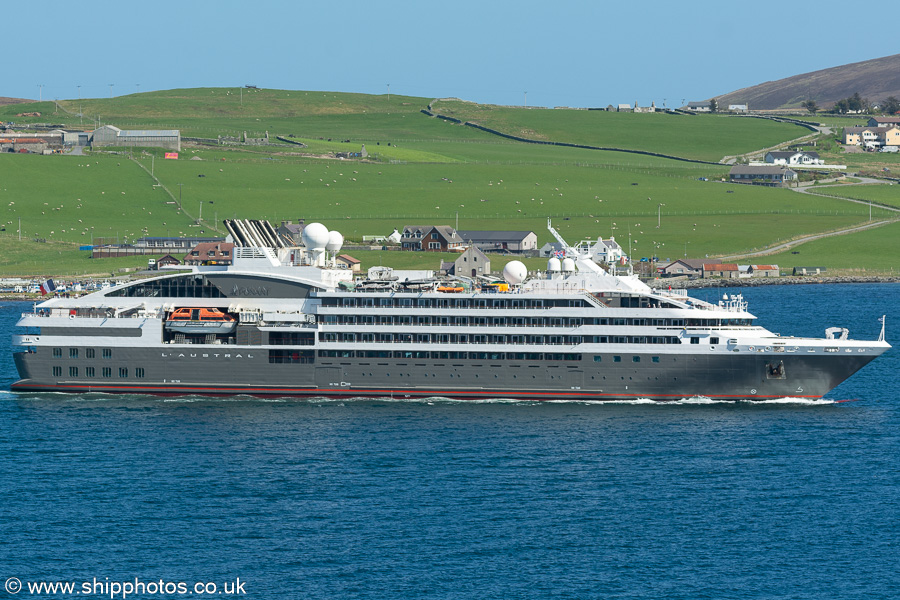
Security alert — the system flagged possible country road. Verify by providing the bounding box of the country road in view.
[719,218,898,261]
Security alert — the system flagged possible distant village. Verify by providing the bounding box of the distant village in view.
[67,220,799,290]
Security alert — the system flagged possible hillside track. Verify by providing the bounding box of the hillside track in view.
[719,218,899,260]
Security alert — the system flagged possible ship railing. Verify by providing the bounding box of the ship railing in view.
[24,308,163,319]
[652,288,689,298]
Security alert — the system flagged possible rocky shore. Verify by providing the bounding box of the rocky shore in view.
[652,276,900,289]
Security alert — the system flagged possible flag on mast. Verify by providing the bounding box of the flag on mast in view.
[39,279,56,295]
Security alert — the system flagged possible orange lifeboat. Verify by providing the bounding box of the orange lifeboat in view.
[165,308,237,334]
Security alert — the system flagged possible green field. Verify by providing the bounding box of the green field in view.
[429,99,810,162]
[763,220,900,272]
[804,183,900,208]
[1,88,897,276]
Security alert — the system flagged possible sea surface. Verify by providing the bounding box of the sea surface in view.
[1,283,898,600]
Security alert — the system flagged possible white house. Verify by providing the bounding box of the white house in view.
[765,151,824,166]
[686,101,711,112]
[588,237,624,264]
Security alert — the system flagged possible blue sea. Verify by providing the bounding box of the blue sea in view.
[1,283,898,600]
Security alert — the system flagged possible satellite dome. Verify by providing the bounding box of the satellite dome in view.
[547,257,561,272]
[502,261,527,285]
[325,230,344,252]
[562,258,576,272]
[301,222,329,250]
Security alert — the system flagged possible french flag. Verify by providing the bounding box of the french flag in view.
[39,279,56,295]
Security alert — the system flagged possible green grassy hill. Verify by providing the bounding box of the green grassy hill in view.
[0,87,897,276]
[428,99,809,162]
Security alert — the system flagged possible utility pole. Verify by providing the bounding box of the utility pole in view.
[524,91,527,107]
[387,83,390,101]
[177,183,183,209]
[38,84,43,102]
[109,83,114,98]
[18,217,21,241]
[657,202,665,228]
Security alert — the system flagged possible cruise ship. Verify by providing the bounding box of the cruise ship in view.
[11,219,890,401]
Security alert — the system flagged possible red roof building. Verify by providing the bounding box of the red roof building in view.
[703,263,740,278]
[184,242,234,265]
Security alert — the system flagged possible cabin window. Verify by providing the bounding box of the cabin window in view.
[69,348,79,358]
[593,356,602,362]
[86,348,95,359]
[52,366,62,376]
[136,368,145,378]
[690,338,700,345]
[69,366,78,377]
[102,367,112,378]
[86,367,95,377]
[632,356,641,363]
[102,348,113,358]
[119,368,128,378]
[613,356,622,363]
[53,348,62,358]
[710,337,720,345]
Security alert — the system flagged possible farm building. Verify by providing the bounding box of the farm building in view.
[155,254,182,268]
[134,236,222,251]
[276,220,305,245]
[184,242,234,266]
[867,117,900,127]
[657,259,710,278]
[91,125,181,151]
[451,246,490,278]
[11,138,49,153]
[749,264,779,277]
[703,263,740,278]
[539,242,564,258]
[729,165,796,187]
[335,254,361,272]
[685,101,711,112]
[456,230,537,253]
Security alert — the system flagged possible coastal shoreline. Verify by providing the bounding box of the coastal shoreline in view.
[651,275,900,289]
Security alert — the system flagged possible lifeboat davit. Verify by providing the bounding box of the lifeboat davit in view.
[165,308,237,334]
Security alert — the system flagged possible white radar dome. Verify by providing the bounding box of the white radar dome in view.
[547,257,561,272]
[562,258,576,272]
[301,222,329,250]
[502,261,527,285]
[325,230,344,252]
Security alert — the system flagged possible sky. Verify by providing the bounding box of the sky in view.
[6,0,898,108]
